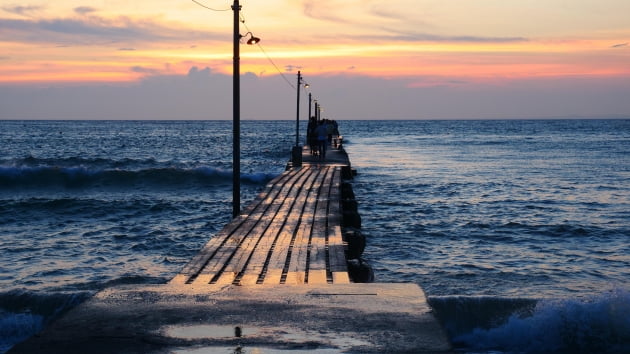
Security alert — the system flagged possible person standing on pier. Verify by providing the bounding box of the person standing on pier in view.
[326,119,335,144]
[316,120,328,160]
[307,116,318,155]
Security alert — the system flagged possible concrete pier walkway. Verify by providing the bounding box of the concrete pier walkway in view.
[10,143,452,353]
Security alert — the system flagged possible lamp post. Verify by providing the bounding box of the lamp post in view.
[308,93,312,121]
[231,0,259,218]
[292,71,308,167]
[295,71,302,147]
[232,0,240,218]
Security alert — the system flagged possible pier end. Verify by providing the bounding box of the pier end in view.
[10,283,452,353]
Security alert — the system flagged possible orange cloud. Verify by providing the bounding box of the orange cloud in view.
[1,3,629,85]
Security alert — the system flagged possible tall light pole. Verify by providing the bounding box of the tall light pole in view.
[308,93,312,121]
[230,0,259,218]
[295,71,302,147]
[292,71,307,167]
[232,0,241,218]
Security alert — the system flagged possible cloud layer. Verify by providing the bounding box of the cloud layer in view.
[1,68,629,120]
[0,13,221,45]
[1,1,629,119]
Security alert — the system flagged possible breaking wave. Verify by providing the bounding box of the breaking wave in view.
[0,157,275,189]
[430,288,630,353]
[0,290,91,353]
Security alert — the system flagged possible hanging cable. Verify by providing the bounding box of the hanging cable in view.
[255,42,296,90]
[192,1,298,90]
[191,0,230,11]
[239,16,296,90]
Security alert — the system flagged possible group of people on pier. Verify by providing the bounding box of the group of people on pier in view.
[306,117,339,160]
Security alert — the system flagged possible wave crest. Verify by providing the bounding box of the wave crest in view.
[0,290,90,352]
[431,289,630,353]
[0,164,275,189]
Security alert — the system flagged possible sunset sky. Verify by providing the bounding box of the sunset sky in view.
[1,0,629,119]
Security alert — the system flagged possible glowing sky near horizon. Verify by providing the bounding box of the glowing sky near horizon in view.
[1,0,629,119]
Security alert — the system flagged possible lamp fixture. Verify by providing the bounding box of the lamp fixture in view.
[240,31,260,45]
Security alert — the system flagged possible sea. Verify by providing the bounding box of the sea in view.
[1,119,629,353]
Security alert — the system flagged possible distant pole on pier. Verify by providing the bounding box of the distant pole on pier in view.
[308,93,312,121]
[232,0,241,218]
[292,71,307,166]
[295,71,301,147]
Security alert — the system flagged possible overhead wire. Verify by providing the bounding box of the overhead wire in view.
[191,0,230,11]
[191,1,298,91]
[239,14,296,90]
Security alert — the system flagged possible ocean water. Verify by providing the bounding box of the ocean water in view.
[1,119,629,353]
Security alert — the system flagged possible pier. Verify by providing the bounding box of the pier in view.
[11,142,452,353]
[169,155,350,286]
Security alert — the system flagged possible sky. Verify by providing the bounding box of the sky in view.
[1,0,629,120]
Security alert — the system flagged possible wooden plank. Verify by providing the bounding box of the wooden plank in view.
[235,168,313,285]
[190,168,308,285]
[241,170,293,216]
[328,244,348,276]
[308,270,327,284]
[285,166,330,284]
[170,171,295,284]
[263,167,321,284]
[327,168,348,279]
[212,167,310,285]
[213,208,282,285]
[332,272,350,283]
[172,159,353,286]
[307,166,333,283]
[169,214,247,284]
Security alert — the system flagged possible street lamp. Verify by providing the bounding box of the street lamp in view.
[232,0,260,218]
[315,101,322,121]
[241,31,260,45]
[292,71,308,167]
[295,71,310,146]
[308,93,313,122]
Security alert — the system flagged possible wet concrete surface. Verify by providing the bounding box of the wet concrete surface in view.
[11,283,452,353]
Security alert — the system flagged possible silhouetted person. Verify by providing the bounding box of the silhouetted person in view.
[316,121,328,160]
[307,116,318,155]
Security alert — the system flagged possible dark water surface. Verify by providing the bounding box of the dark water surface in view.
[1,119,629,353]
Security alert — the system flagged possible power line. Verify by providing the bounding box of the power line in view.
[192,1,298,90]
[191,0,230,11]
[240,16,296,90]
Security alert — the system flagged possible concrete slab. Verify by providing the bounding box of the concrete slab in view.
[11,283,452,353]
